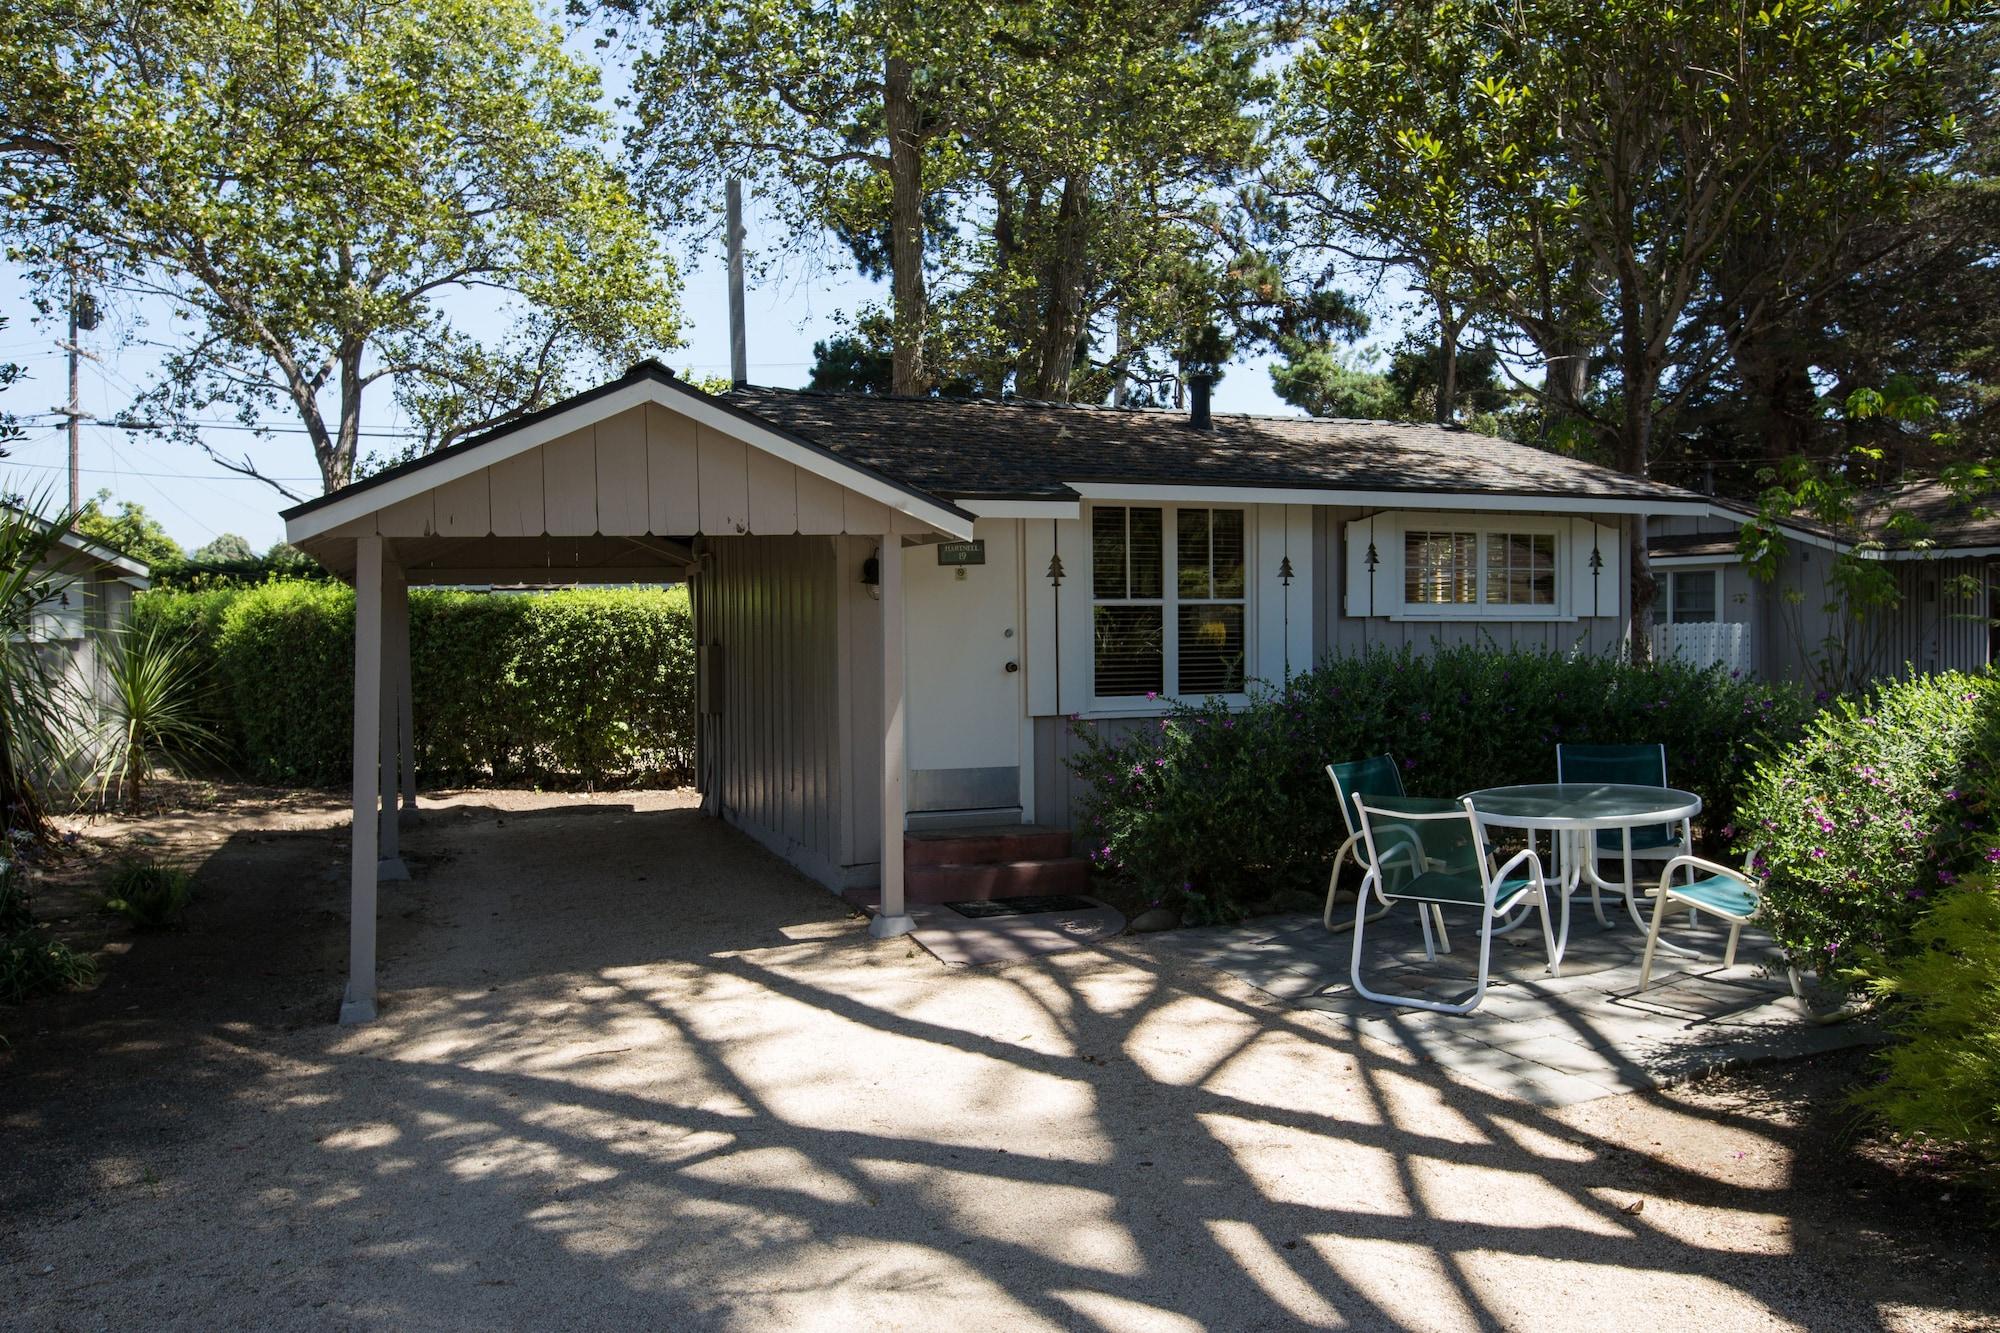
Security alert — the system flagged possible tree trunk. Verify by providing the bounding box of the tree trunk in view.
[1027,174,1090,401]
[1618,328,1658,664]
[884,54,928,396]
[1435,300,1463,425]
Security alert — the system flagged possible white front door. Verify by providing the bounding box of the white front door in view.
[904,521,1024,815]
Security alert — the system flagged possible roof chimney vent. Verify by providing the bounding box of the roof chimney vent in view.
[1188,372,1213,431]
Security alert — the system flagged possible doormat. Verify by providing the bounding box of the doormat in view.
[945,894,1099,919]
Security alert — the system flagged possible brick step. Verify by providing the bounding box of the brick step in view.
[905,823,1072,869]
[905,857,1090,904]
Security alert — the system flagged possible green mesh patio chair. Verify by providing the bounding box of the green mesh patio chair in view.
[1348,795,1556,1014]
[1324,755,1452,960]
[1554,743,1694,927]
[1638,853,1764,991]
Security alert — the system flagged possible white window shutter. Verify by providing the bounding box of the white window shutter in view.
[1567,519,1623,620]
[1344,512,1392,616]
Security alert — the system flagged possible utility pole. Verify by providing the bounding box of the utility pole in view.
[726,178,748,388]
[56,255,99,514]
[65,260,81,511]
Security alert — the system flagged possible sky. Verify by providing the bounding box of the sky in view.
[0,206,1311,555]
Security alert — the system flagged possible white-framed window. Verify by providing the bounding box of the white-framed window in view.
[1348,512,1621,621]
[1091,503,1249,702]
[1651,568,1719,625]
[1397,522,1562,618]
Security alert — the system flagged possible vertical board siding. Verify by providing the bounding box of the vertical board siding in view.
[335,401,936,543]
[702,535,848,888]
[1032,714,1152,830]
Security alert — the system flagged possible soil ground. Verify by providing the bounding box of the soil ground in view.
[0,783,1994,1331]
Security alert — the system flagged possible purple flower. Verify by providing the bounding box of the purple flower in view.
[1418,711,1431,723]
[1810,847,1827,859]
[1720,823,1736,840]
[1144,691,1158,701]
[1984,847,2000,864]
[1938,869,1956,885]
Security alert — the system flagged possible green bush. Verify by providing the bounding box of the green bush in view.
[1734,671,2000,974]
[1067,644,1809,923]
[135,581,695,787]
[1852,879,2000,1176]
[103,859,195,929]
[0,864,94,1004]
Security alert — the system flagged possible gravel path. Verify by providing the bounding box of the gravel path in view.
[1,788,1994,1332]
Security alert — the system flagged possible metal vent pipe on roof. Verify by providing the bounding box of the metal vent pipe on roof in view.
[1188,372,1214,430]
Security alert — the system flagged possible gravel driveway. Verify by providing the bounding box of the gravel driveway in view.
[1,788,1994,1332]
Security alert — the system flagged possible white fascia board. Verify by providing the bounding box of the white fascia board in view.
[286,378,974,543]
[1064,481,1708,517]
[1880,544,2000,561]
[1650,553,1742,568]
[1698,502,1849,554]
[957,498,1080,519]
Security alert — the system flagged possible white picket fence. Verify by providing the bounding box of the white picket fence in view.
[1651,620,1753,676]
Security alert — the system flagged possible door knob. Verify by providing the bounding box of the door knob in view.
[1004,661,1019,673]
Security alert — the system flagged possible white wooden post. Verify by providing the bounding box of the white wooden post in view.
[378,559,410,881]
[342,536,385,1025]
[870,535,915,939]
[397,584,417,827]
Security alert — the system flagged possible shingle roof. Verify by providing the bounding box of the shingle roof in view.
[1856,479,2000,549]
[1649,530,1744,560]
[725,385,1697,505]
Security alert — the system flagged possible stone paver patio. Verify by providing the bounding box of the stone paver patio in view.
[1154,895,1875,1106]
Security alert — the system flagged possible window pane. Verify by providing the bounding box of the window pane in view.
[1212,509,1245,597]
[1485,532,1556,606]
[1178,604,1245,694]
[1405,531,1477,604]
[1672,569,1718,621]
[1094,606,1163,697]
[1092,507,1127,599]
[1129,508,1163,599]
[1177,509,1211,599]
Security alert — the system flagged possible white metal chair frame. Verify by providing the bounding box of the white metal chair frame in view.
[1638,852,1765,992]
[1349,797,1557,1015]
[1323,761,1452,961]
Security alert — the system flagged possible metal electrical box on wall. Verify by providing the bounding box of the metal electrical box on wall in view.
[698,642,724,714]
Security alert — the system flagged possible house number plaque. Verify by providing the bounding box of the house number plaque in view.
[937,540,986,566]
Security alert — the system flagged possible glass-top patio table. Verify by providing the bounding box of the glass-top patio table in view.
[1465,783,1703,973]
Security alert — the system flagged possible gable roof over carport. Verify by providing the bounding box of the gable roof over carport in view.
[282,362,976,582]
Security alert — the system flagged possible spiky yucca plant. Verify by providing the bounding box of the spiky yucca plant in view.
[91,625,220,809]
[0,498,89,849]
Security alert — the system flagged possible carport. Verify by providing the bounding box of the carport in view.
[282,362,975,1023]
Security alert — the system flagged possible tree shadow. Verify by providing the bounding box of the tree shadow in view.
[2,790,1995,1329]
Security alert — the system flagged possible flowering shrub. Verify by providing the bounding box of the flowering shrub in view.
[1735,671,2000,975]
[1851,877,2000,1176]
[1067,645,1808,923]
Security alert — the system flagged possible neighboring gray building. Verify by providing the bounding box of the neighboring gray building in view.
[1649,481,1996,687]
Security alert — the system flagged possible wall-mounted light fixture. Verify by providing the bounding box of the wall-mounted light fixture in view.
[861,548,882,600]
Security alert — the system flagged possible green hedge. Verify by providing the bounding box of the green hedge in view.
[1735,671,2000,973]
[1066,644,1811,923]
[134,581,694,787]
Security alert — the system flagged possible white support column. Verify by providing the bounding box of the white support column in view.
[342,536,385,1025]
[397,586,417,827]
[378,559,410,881]
[870,535,915,939]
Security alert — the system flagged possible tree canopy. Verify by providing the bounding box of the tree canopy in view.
[1280,0,1988,643]
[1,0,681,495]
